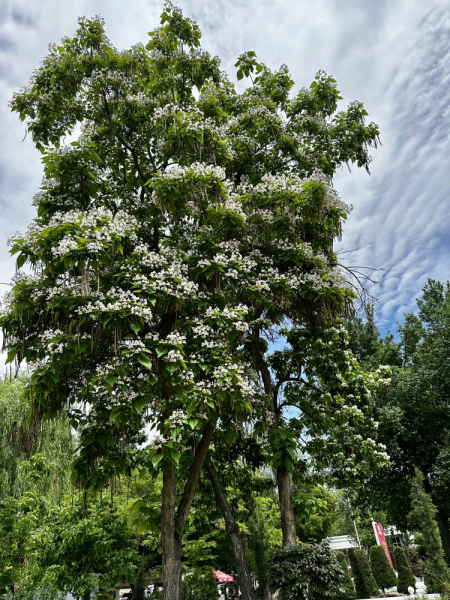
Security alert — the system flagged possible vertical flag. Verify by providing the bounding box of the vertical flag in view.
[372,521,393,568]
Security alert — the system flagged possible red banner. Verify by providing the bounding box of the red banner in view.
[373,522,393,568]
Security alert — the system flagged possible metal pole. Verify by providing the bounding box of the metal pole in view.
[347,498,362,548]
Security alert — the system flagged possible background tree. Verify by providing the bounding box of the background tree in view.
[0,377,74,503]
[348,283,450,555]
[0,379,75,594]
[294,485,337,543]
[408,470,450,594]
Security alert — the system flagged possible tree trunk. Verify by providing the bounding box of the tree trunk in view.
[161,464,183,600]
[423,476,450,556]
[276,465,297,547]
[161,419,216,600]
[435,510,450,557]
[205,456,257,600]
[251,326,297,549]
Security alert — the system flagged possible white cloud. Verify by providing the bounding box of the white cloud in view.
[1,0,449,356]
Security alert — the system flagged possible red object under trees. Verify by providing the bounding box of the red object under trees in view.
[212,570,234,582]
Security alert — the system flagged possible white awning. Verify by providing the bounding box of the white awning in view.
[327,535,359,550]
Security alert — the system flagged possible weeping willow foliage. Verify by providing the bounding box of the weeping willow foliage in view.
[0,376,75,503]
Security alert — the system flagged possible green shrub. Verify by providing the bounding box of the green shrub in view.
[335,551,356,600]
[132,570,146,600]
[348,549,380,598]
[407,546,424,578]
[182,568,217,600]
[369,546,397,592]
[393,546,415,594]
[267,541,347,600]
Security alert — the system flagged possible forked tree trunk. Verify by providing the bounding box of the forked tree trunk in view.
[161,420,216,600]
[205,456,257,600]
[276,465,297,547]
[251,327,297,549]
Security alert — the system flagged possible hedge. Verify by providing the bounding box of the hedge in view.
[393,546,416,594]
[335,551,356,600]
[348,548,380,598]
[369,546,397,591]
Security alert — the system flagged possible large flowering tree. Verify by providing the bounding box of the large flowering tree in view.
[2,4,389,599]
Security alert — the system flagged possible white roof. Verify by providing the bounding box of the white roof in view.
[327,535,359,550]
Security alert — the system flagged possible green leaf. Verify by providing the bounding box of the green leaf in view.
[130,322,142,334]
[284,457,295,472]
[151,453,164,468]
[138,354,152,369]
[170,450,181,463]
[109,409,119,422]
[105,375,118,388]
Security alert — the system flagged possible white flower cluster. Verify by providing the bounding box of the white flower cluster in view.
[51,208,138,257]
[158,162,226,181]
[77,287,154,322]
[16,207,138,258]
[168,409,187,426]
[38,328,66,354]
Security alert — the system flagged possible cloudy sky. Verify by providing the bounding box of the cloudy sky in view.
[1,0,449,346]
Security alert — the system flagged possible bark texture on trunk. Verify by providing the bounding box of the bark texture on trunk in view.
[205,456,257,600]
[276,465,297,547]
[161,464,182,600]
[161,420,216,600]
[423,476,450,556]
[435,510,450,556]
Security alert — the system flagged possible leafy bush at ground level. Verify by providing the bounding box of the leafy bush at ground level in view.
[348,548,380,598]
[369,545,397,591]
[182,568,217,600]
[132,570,146,600]
[335,551,356,600]
[393,546,415,594]
[267,541,347,600]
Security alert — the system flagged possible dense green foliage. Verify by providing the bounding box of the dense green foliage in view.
[295,485,337,543]
[408,470,450,593]
[181,568,217,600]
[347,282,450,555]
[393,546,415,594]
[0,379,76,593]
[348,548,379,599]
[335,552,356,600]
[132,570,147,600]
[267,541,347,600]
[0,377,73,503]
[369,545,397,591]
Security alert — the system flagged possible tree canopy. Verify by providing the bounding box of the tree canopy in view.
[2,3,388,598]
